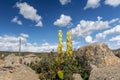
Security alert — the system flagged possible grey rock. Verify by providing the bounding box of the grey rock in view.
[73,74,83,80]
[76,42,120,68]
[4,54,21,66]
[0,65,39,80]
[22,54,42,65]
[89,63,120,80]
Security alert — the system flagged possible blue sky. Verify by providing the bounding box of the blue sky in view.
[0,0,120,52]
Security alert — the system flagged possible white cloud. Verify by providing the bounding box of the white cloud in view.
[109,35,120,42]
[11,16,22,25]
[0,34,27,51]
[105,0,120,7]
[20,33,29,38]
[109,18,119,23]
[84,0,101,10]
[22,42,58,52]
[59,0,71,5]
[85,36,93,43]
[107,37,120,49]
[54,14,72,27]
[70,17,119,38]
[0,33,81,52]
[95,25,120,40]
[0,34,57,52]
[35,21,43,27]
[72,40,79,45]
[16,2,42,27]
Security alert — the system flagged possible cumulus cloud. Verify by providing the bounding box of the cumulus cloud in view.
[0,34,58,52]
[54,14,72,27]
[11,16,22,25]
[59,0,71,5]
[0,34,28,51]
[104,0,120,7]
[70,17,119,38]
[109,35,120,42]
[85,36,93,43]
[107,35,120,49]
[16,2,43,27]
[0,33,80,52]
[22,42,58,52]
[35,21,43,27]
[84,0,101,10]
[20,33,29,38]
[72,40,79,45]
[95,25,120,40]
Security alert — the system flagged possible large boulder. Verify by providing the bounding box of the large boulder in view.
[89,63,120,80]
[1,54,39,80]
[0,65,39,80]
[76,43,120,68]
[4,54,21,66]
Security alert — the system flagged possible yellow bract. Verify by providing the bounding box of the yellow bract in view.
[58,70,64,79]
[57,30,63,54]
[66,31,72,57]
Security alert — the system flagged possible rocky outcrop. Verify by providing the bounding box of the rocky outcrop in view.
[73,74,83,80]
[0,65,39,80]
[22,54,42,65]
[4,54,21,66]
[76,43,120,68]
[1,54,40,80]
[89,63,120,80]
[4,53,42,66]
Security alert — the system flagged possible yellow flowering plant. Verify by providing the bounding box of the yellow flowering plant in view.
[57,30,64,79]
[56,30,73,79]
[66,31,72,57]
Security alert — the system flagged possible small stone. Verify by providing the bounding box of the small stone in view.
[73,74,83,80]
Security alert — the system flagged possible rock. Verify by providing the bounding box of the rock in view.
[89,63,120,80]
[4,54,21,66]
[76,43,120,68]
[113,49,120,58]
[0,54,39,80]
[22,54,42,65]
[0,65,39,80]
[4,53,42,66]
[76,42,120,80]
[0,60,5,67]
[73,74,83,80]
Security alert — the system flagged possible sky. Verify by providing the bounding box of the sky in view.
[0,0,120,52]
